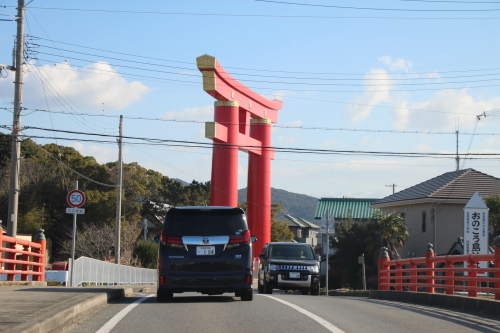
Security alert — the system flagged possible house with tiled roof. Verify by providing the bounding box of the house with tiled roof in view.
[371,168,500,258]
[281,214,320,247]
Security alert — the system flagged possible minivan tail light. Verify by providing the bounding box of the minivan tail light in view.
[226,230,250,250]
[161,230,186,250]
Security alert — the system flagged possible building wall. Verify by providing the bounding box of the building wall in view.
[381,202,465,258]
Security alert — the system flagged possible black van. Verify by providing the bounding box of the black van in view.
[258,242,320,295]
[157,206,255,301]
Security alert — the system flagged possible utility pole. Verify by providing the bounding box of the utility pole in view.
[455,130,460,171]
[115,115,123,264]
[7,0,25,237]
[385,184,397,194]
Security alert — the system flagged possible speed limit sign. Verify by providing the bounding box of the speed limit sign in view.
[67,189,86,208]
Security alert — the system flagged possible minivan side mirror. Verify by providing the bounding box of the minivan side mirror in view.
[153,235,160,244]
[316,255,321,261]
[259,253,266,259]
[251,235,257,243]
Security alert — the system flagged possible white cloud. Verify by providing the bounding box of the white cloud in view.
[322,140,338,148]
[69,142,117,164]
[284,120,303,127]
[392,89,500,130]
[159,105,213,121]
[266,90,290,101]
[0,61,151,110]
[278,135,299,144]
[347,69,392,122]
[379,56,413,72]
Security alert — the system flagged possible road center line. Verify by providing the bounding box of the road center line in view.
[259,295,345,333]
[95,294,154,333]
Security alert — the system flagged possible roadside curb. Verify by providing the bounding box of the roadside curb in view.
[9,287,134,333]
[328,290,370,297]
[370,290,500,318]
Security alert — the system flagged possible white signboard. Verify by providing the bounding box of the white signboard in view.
[66,207,85,214]
[464,191,489,276]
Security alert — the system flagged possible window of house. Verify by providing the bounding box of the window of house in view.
[422,210,426,232]
[297,229,302,238]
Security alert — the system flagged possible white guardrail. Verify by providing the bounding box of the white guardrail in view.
[67,256,157,287]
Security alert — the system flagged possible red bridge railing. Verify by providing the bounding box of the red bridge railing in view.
[378,237,500,300]
[0,229,46,282]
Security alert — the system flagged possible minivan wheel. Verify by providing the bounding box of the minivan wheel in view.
[310,287,320,296]
[157,290,173,302]
[241,290,253,301]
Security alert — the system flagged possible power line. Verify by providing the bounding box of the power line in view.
[28,35,500,76]
[30,42,500,83]
[13,125,500,158]
[11,6,500,19]
[28,53,500,93]
[30,48,500,87]
[13,107,500,136]
[36,144,117,188]
[255,0,500,11]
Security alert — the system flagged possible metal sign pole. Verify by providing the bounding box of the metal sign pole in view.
[70,180,78,287]
[325,210,329,296]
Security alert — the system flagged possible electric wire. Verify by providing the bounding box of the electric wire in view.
[27,35,500,76]
[36,144,117,188]
[255,0,500,12]
[29,52,500,93]
[13,125,500,159]
[10,6,500,19]
[11,107,500,136]
[29,43,500,83]
[25,14,71,192]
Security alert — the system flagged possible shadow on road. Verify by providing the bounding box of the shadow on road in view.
[156,295,237,303]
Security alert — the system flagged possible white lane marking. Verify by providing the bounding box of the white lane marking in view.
[259,295,345,333]
[95,294,154,333]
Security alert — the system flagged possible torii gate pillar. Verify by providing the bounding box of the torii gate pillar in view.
[197,55,283,255]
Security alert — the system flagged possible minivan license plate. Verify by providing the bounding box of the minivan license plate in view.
[289,272,300,279]
[197,246,215,255]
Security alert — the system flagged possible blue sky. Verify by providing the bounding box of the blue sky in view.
[1,0,500,199]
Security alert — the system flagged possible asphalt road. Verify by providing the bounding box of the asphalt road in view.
[63,291,500,333]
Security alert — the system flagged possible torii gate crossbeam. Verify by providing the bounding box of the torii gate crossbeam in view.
[197,54,283,255]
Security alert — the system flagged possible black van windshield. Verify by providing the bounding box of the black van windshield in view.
[269,245,315,260]
[164,209,247,236]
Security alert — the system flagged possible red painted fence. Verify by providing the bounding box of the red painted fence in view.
[0,229,46,282]
[378,238,500,301]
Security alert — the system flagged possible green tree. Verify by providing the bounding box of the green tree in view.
[365,212,409,261]
[134,241,159,268]
[485,195,500,244]
[332,212,409,290]
[271,203,294,242]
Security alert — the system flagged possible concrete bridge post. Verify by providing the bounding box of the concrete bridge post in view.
[33,229,46,282]
[378,247,390,290]
[495,236,500,300]
[425,243,434,293]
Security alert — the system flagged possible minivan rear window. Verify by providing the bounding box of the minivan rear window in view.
[164,208,247,236]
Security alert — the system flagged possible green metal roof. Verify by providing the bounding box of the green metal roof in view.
[314,198,379,220]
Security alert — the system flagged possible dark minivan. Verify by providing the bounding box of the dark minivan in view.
[157,206,254,301]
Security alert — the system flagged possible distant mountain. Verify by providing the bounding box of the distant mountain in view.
[173,178,189,186]
[238,187,319,222]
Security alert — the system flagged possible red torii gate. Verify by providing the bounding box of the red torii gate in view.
[197,54,283,254]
